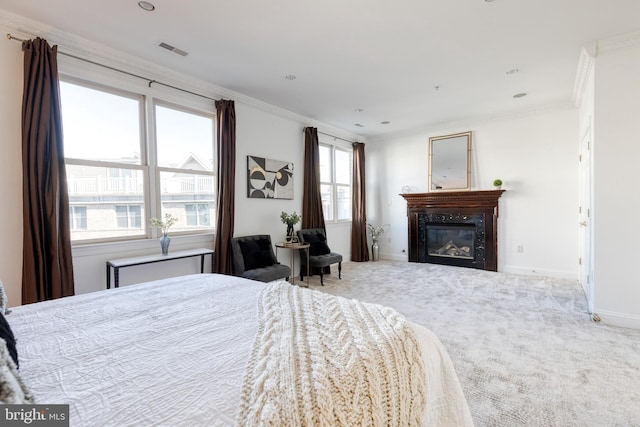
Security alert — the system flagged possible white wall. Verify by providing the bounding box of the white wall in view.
[367,108,580,279]
[0,13,359,301]
[592,45,640,328]
[0,32,24,307]
[234,107,352,266]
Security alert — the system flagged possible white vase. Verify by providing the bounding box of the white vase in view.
[160,233,171,255]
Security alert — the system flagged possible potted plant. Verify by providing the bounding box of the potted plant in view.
[280,211,301,242]
[150,213,178,255]
[493,179,503,190]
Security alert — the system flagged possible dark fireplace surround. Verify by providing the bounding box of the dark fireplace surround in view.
[401,190,504,271]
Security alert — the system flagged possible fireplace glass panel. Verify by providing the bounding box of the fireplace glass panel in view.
[427,224,475,260]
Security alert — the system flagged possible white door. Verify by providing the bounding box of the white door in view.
[578,122,593,311]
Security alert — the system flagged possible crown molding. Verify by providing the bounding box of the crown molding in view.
[595,29,640,55]
[571,43,596,108]
[368,29,640,143]
[571,30,640,108]
[366,101,575,143]
[0,9,364,143]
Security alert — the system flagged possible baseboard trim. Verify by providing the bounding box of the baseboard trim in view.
[379,253,408,262]
[594,309,640,330]
[501,265,577,281]
[376,259,580,280]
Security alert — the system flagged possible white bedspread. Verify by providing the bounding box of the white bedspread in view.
[7,274,473,426]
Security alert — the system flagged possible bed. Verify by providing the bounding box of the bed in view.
[3,274,473,426]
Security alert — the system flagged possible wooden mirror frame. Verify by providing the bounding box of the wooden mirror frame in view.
[428,131,472,191]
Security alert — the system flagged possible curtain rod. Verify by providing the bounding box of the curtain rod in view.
[8,33,365,139]
[6,33,217,102]
[304,129,361,145]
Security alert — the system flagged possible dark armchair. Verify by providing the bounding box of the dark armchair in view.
[296,228,342,285]
[231,235,291,282]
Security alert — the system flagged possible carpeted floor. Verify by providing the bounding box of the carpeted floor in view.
[306,260,640,427]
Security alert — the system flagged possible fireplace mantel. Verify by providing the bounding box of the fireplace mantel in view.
[401,190,505,211]
[401,190,504,271]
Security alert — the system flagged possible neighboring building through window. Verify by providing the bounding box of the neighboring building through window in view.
[155,102,215,234]
[69,206,87,230]
[60,79,215,243]
[319,143,352,222]
[115,205,142,229]
[186,203,211,227]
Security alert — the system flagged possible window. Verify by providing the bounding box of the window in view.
[59,79,215,243]
[185,203,211,227]
[69,206,87,230]
[107,168,136,192]
[115,205,142,229]
[156,103,215,233]
[319,144,352,222]
[61,80,145,241]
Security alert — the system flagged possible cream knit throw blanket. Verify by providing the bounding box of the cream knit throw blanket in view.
[236,281,427,426]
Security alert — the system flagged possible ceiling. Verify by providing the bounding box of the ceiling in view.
[2,0,639,138]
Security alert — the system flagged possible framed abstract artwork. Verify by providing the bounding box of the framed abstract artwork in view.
[247,155,294,199]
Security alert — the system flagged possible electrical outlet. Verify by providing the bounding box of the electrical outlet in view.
[517,245,524,253]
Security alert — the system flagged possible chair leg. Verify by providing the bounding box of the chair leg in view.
[338,262,342,279]
[320,270,324,286]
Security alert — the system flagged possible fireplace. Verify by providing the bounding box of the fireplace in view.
[401,191,504,271]
[427,224,475,260]
[419,213,484,269]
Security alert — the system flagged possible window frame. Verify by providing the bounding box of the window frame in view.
[319,142,353,223]
[152,99,216,236]
[185,203,212,227]
[59,75,216,245]
[115,205,143,229]
[69,206,87,231]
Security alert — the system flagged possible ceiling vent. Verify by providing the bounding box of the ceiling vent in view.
[158,42,188,57]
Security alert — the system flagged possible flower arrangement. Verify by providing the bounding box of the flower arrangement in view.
[280,211,301,226]
[367,223,388,241]
[150,213,178,235]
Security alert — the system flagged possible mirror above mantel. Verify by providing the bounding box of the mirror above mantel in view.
[428,131,472,191]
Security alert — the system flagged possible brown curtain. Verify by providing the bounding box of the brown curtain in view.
[351,142,369,261]
[214,100,236,274]
[21,38,75,303]
[302,127,326,230]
